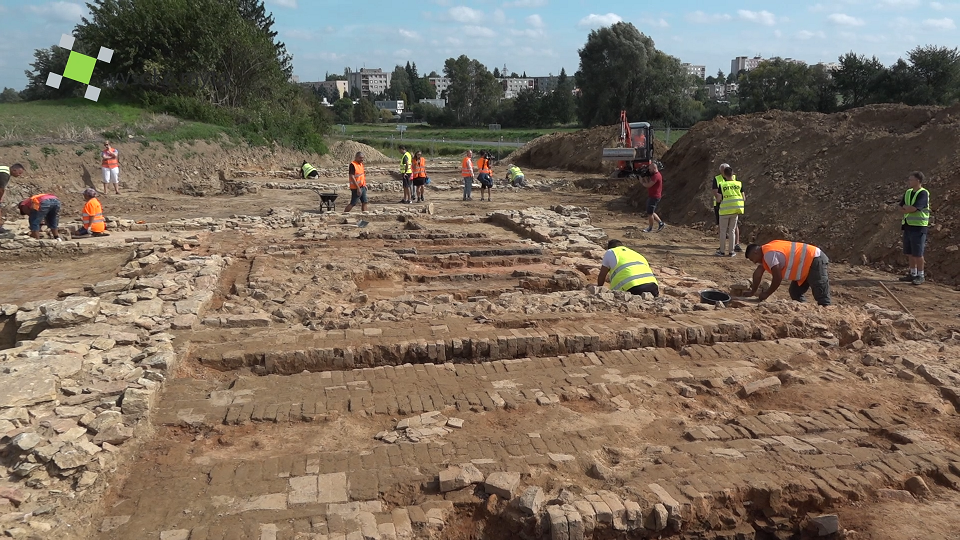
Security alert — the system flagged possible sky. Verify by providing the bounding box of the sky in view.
[1,0,959,91]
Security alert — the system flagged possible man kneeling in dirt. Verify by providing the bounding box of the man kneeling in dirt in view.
[596,239,659,297]
[744,240,831,306]
[75,188,109,237]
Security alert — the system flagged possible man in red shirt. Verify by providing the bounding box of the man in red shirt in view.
[640,162,665,232]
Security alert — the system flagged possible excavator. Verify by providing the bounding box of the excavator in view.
[600,110,661,178]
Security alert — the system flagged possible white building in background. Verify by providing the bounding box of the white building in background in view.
[429,77,452,97]
[499,77,535,99]
[346,68,392,98]
[309,80,348,99]
[817,62,841,71]
[419,98,446,109]
[731,55,764,75]
[682,63,706,80]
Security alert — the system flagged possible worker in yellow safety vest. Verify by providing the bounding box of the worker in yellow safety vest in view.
[399,145,413,204]
[596,239,659,297]
[895,171,930,286]
[716,165,744,256]
[712,163,742,253]
[745,240,831,306]
[301,161,319,179]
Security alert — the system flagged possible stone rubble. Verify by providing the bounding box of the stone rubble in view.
[374,411,462,444]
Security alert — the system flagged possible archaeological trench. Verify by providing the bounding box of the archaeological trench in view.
[1,170,960,540]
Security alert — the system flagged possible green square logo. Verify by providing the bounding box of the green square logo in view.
[63,51,97,85]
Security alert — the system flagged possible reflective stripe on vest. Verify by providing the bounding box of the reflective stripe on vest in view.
[713,175,727,207]
[411,158,426,178]
[507,166,522,179]
[461,157,473,177]
[0,166,9,176]
[762,240,817,283]
[608,246,657,291]
[302,163,317,177]
[102,148,119,169]
[902,188,930,227]
[349,161,366,190]
[478,157,491,175]
[400,152,412,174]
[718,179,744,215]
[83,199,106,232]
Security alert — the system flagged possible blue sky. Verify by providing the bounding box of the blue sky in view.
[1,0,959,90]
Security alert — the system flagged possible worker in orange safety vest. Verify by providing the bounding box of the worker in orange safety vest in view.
[744,240,831,306]
[76,188,109,237]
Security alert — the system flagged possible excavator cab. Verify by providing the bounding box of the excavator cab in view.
[601,111,656,178]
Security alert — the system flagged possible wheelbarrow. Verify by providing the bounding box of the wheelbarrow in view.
[317,192,338,213]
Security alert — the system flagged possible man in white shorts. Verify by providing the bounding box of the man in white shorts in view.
[101,140,120,194]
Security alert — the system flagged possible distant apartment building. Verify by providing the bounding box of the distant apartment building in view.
[682,63,706,80]
[500,77,535,99]
[817,61,841,71]
[730,56,763,76]
[428,77,452,97]
[346,68,392,98]
[706,82,739,100]
[316,80,348,99]
[419,98,446,109]
[534,76,558,93]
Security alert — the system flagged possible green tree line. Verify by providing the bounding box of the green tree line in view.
[20,0,330,153]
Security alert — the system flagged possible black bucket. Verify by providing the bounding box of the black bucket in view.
[700,290,732,305]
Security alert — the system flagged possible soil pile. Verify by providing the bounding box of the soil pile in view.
[505,125,669,174]
[649,103,960,285]
[327,140,391,165]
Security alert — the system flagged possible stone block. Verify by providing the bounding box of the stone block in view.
[483,471,521,499]
[739,376,782,397]
[93,423,133,445]
[223,314,271,328]
[289,475,319,505]
[439,467,461,493]
[159,530,190,540]
[391,508,414,538]
[809,514,840,536]
[121,388,155,417]
[566,509,584,540]
[547,506,568,540]
[42,297,101,327]
[0,368,57,408]
[647,503,668,531]
[905,476,930,497]
[318,472,348,503]
[171,314,198,330]
[877,489,915,503]
[518,486,544,516]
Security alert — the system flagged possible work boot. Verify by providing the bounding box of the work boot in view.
[912,275,924,285]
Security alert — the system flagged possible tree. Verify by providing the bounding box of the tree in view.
[551,67,576,124]
[333,97,354,123]
[0,87,22,103]
[353,98,378,123]
[326,72,346,81]
[443,55,501,126]
[737,58,819,113]
[833,52,885,108]
[810,64,838,113]
[387,65,412,101]
[236,0,293,77]
[906,45,960,105]
[493,67,501,78]
[512,89,545,127]
[21,45,77,100]
[413,76,436,101]
[349,86,361,99]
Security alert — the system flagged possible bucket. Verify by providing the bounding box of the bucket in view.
[700,290,732,305]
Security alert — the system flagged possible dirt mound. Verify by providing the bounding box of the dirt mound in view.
[648,103,960,285]
[504,125,668,174]
[327,140,391,165]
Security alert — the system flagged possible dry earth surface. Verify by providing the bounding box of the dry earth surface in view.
[1,107,960,540]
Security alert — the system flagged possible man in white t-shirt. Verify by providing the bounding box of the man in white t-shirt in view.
[745,240,831,306]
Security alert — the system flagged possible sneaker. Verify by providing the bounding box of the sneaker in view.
[729,252,737,257]
[898,274,915,282]
[734,245,743,253]
[715,250,726,256]
[642,227,653,233]
[912,275,924,285]
[657,222,665,232]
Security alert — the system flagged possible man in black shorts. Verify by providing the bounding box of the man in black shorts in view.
[896,171,930,285]
[0,163,26,235]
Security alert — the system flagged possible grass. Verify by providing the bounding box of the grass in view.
[0,98,235,145]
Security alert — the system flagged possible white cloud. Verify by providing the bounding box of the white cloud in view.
[922,16,956,27]
[25,1,86,23]
[394,48,412,58]
[738,9,778,25]
[828,13,866,25]
[504,0,547,6]
[577,13,622,28]
[463,25,497,38]
[526,14,545,28]
[399,29,422,40]
[449,6,484,23]
[268,0,298,8]
[652,18,669,27]
[809,3,830,12]
[685,11,733,24]
[877,0,919,6]
[444,37,462,46]
[797,29,827,39]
